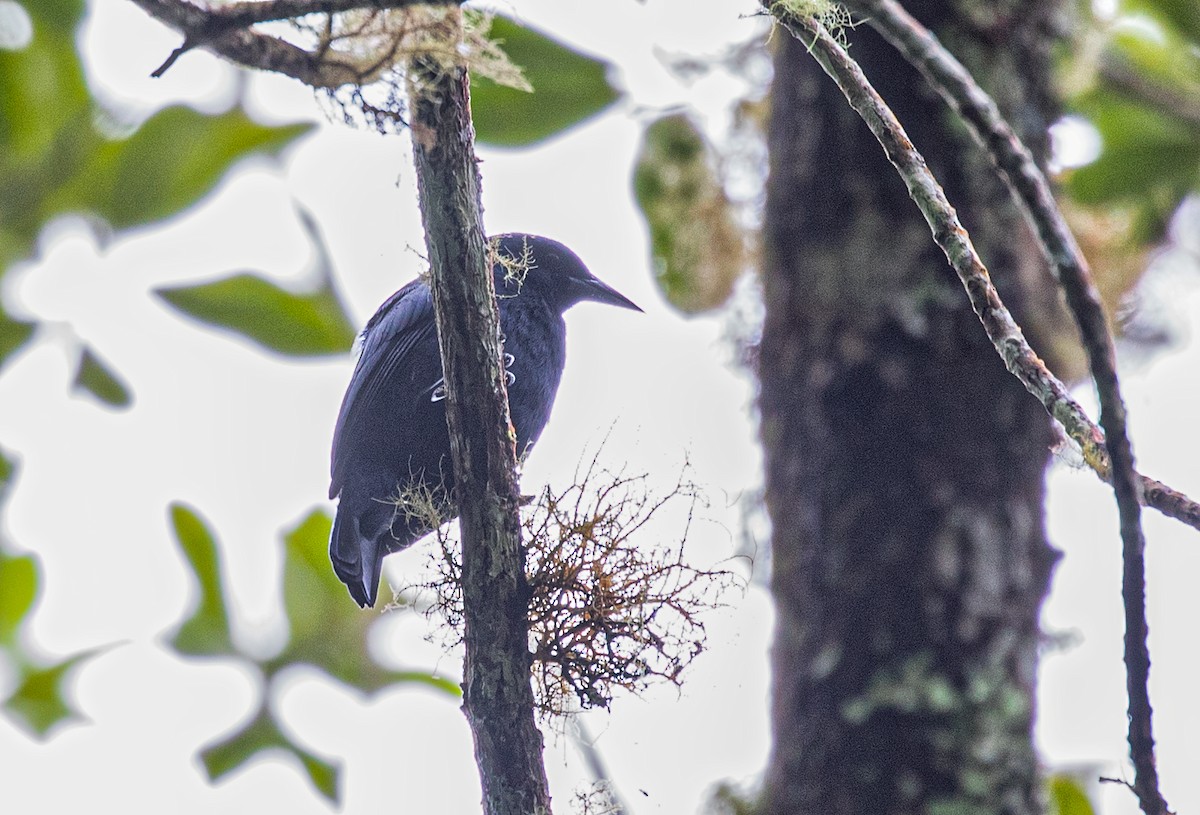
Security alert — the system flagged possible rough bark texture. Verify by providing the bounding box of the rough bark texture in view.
[759,3,1063,814]
[409,61,551,815]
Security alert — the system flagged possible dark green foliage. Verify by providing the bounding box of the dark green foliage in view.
[169,505,236,657]
[0,449,100,737]
[4,650,101,737]
[72,347,133,407]
[1066,1,1200,241]
[156,274,356,357]
[633,113,745,314]
[201,705,341,803]
[0,0,312,372]
[165,504,458,804]
[1048,775,1098,815]
[471,15,621,146]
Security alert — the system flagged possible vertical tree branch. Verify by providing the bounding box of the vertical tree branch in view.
[407,19,551,815]
[839,4,1167,811]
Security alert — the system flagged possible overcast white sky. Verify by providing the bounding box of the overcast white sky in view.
[2,2,1198,814]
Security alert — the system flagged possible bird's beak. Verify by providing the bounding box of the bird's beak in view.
[578,276,643,312]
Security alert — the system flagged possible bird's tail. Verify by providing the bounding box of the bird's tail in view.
[330,505,388,608]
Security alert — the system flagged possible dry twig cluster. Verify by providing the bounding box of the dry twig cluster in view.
[403,454,741,716]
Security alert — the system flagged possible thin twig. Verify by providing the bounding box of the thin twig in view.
[839,4,1169,812]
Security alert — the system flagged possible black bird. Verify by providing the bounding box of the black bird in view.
[329,234,642,607]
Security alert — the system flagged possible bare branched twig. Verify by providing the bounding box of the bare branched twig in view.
[525,462,738,715]
[406,453,741,718]
[828,4,1173,812]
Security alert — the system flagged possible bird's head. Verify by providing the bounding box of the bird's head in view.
[491,233,642,314]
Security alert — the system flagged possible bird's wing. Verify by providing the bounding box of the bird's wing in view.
[330,279,438,497]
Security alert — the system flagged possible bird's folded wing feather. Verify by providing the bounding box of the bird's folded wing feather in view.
[329,280,438,498]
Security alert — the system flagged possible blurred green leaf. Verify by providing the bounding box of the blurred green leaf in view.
[52,106,313,230]
[1067,90,1200,206]
[1126,0,1200,42]
[0,551,37,645]
[1048,775,1097,815]
[0,0,314,421]
[0,0,93,257]
[0,17,311,256]
[168,503,235,657]
[1063,5,1200,245]
[156,274,356,357]
[633,113,746,314]
[472,15,621,147]
[71,346,132,407]
[0,0,88,157]
[3,650,96,737]
[1107,27,1200,97]
[0,307,35,370]
[0,449,33,645]
[0,445,12,495]
[201,704,341,803]
[270,509,460,696]
[18,0,85,36]
[165,504,455,801]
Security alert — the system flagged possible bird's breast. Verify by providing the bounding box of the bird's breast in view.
[500,304,567,454]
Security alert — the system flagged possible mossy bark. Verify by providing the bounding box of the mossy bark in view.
[758,2,1063,813]
[409,59,552,815]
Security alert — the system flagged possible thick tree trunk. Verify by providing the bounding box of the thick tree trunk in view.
[759,3,1063,813]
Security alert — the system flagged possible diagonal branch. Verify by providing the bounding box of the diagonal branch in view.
[130,0,461,84]
[761,8,1093,518]
[837,4,1172,812]
[187,0,456,29]
[819,3,1200,537]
